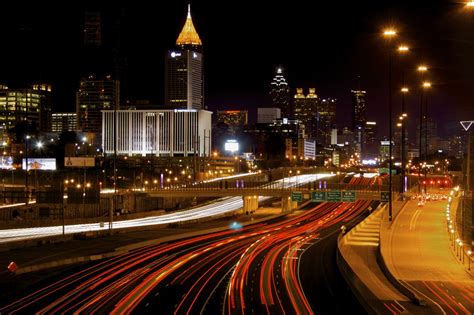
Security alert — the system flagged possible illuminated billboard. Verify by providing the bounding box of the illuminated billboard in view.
[224,140,239,153]
[64,157,95,168]
[0,156,13,169]
[22,158,56,170]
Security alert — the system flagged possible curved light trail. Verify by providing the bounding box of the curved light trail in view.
[0,198,374,314]
[0,174,332,243]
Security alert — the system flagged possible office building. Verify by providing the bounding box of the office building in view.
[351,90,366,156]
[216,110,248,134]
[257,108,281,124]
[317,98,337,149]
[0,84,52,141]
[294,88,319,140]
[363,121,378,158]
[269,67,290,118]
[416,117,438,156]
[76,75,120,134]
[351,90,366,131]
[165,5,203,110]
[52,113,77,132]
[83,11,102,46]
[102,109,212,157]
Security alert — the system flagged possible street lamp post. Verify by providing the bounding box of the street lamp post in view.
[400,87,409,193]
[24,135,30,205]
[396,44,409,195]
[422,81,431,193]
[417,65,428,193]
[383,28,397,221]
[468,250,472,270]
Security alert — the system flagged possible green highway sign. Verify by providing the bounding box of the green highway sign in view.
[342,191,356,202]
[291,191,303,202]
[311,191,326,202]
[378,168,397,175]
[327,191,341,202]
[381,191,390,202]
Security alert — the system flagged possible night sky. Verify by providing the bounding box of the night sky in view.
[1,1,473,139]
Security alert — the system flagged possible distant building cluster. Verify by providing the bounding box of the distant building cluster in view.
[0,4,468,173]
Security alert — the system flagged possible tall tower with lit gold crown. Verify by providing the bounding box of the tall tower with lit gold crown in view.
[165,5,204,110]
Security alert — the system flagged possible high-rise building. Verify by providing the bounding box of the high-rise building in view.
[363,121,378,158]
[165,5,203,110]
[83,11,102,46]
[449,135,464,159]
[0,84,52,141]
[294,88,319,140]
[351,90,366,131]
[76,75,120,134]
[416,117,437,156]
[257,108,281,124]
[32,84,53,133]
[269,67,290,118]
[52,113,77,132]
[81,9,128,104]
[351,90,366,156]
[216,110,248,135]
[317,98,337,149]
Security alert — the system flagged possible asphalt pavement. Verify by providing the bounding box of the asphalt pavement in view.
[380,192,474,314]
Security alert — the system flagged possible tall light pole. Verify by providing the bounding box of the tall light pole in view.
[417,65,428,193]
[397,44,409,194]
[422,81,431,193]
[400,87,409,193]
[383,28,397,221]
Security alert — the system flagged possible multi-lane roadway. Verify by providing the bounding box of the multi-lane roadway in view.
[0,198,377,314]
[0,174,332,244]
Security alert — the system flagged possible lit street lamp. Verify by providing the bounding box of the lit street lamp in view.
[422,81,431,193]
[383,27,397,221]
[400,87,409,193]
[417,65,429,193]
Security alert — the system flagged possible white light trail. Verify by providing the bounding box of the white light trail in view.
[0,174,333,243]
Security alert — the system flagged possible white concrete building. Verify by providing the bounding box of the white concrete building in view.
[102,109,212,157]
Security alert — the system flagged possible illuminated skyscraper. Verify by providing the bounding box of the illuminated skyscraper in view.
[217,110,248,135]
[351,90,366,131]
[416,117,438,155]
[363,121,378,158]
[76,75,119,134]
[52,113,77,132]
[317,98,337,149]
[351,90,366,155]
[294,88,319,139]
[165,5,203,110]
[269,67,290,118]
[0,84,52,141]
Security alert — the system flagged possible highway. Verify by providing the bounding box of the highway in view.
[0,174,333,244]
[383,194,474,314]
[0,199,375,314]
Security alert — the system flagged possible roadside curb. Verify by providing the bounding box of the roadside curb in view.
[336,206,382,315]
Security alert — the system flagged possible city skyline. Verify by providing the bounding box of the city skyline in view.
[0,1,473,138]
